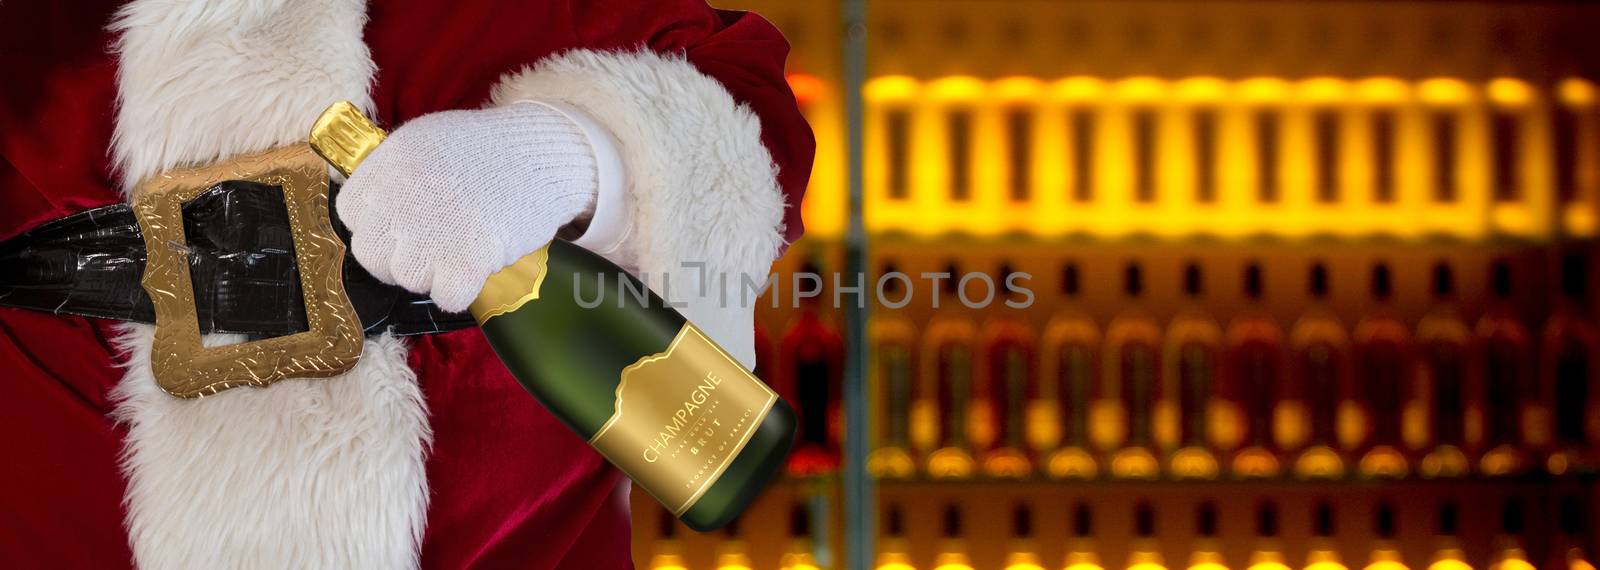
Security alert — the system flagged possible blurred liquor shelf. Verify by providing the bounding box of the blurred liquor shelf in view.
[640,484,1596,570]
[667,1,1600,568]
[859,251,1600,482]
[862,75,1598,241]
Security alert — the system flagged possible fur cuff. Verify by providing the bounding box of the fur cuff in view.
[488,49,787,368]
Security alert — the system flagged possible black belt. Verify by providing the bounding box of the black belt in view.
[0,180,473,337]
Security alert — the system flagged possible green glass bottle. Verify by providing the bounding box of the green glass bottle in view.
[310,101,796,531]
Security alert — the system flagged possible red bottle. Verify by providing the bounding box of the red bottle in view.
[1223,262,1285,478]
[778,260,846,476]
[1417,262,1472,477]
[1541,253,1599,473]
[1352,263,1412,478]
[979,262,1036,478]
[1473,260,1533,475]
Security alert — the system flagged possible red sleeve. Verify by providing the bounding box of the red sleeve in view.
[570,0,816,245]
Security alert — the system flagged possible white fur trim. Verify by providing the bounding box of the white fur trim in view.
[110,0,377,190]
[110,1,430,568]
[111,326,430,569]
[489,49,787,369]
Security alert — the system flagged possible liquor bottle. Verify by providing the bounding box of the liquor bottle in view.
[1489,500,1535,570]
[780,504,824,570]
[715,518,755,570]
[309,102,795,532]
[1250,502,1291,570]
[1541,253,1599,473]
[1289,263,1350,479]
[1353,263,1411,479]
[934,504,976,570]
[1188,502,1228,570]
[1163,263,1222,480]
[1005,504,1047,570]
[1425,503,1471,570]
[875,503,917,570]
[1473,261,1533,476]
[1303,502,1348,570]
[1127,503,1168,570]
[1549,496,1595,570]
[1041,263,1102,480]
[981,262,1036,478]
[648,509,690,570]
[1224,262,1284,478]
[869,261,919,479]
[922,262,979,479]
[779,259,847,476]
[1418,263,1472,478]
[1364,503,1409,570]
[1064,503,1106,570]
[1105,262,1162,479]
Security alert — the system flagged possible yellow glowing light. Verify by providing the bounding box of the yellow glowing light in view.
[994,76,1046,101]
[1356,77,1410,103]
[1418,78,1472,104]
[1365,562,1410,570]
[1174,77,1229,102]
[1052,76,1109,102]
[1559,78,1597,106]
[1189,562,1231,570]
[866,75,919,102]
[1250,562,1293,570]
[936,564,978,570]
[1237,77,1290,102]
[1129,563,1171,570]
[1298,77,1350,103]
[1492,557,1535,570]
[788,73,827,107]
[876,565,917,570]
[1427,560,1473,570]
[1487,78,1533,106]
[649,557,689,570]
[1114,76,1169,103]
[928,76,986,100]
[1305,562,1351,570]
[1068,563,1109,570]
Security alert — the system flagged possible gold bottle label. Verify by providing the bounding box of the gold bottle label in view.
[592,323,778,515]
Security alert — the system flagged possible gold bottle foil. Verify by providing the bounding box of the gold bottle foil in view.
[308,101,386,178]
[592,324,779,515]
[470,247,551,323]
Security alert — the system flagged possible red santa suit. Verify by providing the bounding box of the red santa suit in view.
[0,1,813,568]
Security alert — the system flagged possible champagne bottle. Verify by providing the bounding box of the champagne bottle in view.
[309,101,796,531]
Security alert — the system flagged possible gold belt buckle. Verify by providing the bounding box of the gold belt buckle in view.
[131,145,363,398]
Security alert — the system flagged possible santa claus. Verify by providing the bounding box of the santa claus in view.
[0,1,813,568]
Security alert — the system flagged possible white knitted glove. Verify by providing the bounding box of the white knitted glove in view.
[337,102,599,313]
